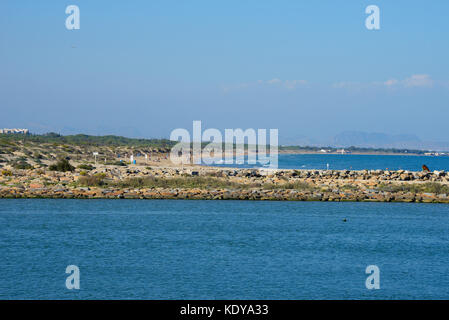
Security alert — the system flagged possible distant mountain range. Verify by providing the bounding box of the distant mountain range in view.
[281,131,449,151]
[333,131,449,151]
[333,131,419,148]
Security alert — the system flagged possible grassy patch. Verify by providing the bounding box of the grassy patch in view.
[77,175,259,190]
[340,184,360,191]
[377,182,449,194]
[11,161,33,170]
[77,173,107,187]
[76,174,321,191]
[262,181,316,191]
[1,169,13,176]
[116,176,245,189]
[77,164,95,170]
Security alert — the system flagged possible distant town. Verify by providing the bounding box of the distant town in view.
[0,128,29,134]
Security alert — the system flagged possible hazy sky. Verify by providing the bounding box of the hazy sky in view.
[1,0,448,142]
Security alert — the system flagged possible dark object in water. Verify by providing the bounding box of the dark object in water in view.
[343,218,347,222]
[422,165,430,172]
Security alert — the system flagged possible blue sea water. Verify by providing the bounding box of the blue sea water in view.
[1,199,449,300]
[210,154,449,171]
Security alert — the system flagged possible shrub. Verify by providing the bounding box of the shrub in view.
[378,182,449,194]
[1,169,13,176]
[204,171,224,177]
[108,161,127,166]
[49,158,75,172]
[114,176,247,190]
[95,172,106,179]
[78,173,106,186]
[12,161,33,170]
[341,184,360,191]
[262,181,315,191]
[78,164,95,171]
[33,152,43,159]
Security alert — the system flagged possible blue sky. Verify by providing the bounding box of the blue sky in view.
[1,0,448,143]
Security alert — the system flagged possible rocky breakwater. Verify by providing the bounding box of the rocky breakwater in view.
[1,166,449,203]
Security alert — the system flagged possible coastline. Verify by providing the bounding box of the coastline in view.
[1,165,449,203]
[279,150,431,156]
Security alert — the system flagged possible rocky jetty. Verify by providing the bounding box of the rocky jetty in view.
[1,165,449,203]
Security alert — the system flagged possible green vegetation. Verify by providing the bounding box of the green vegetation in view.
[78,173,106,186]
[33,152,44,159]
[262,181,316,191]
[78,175,245,189]
[1,169,13,176]
[377,182,449,194]
[118,176,257,190]
[0,132,175,148]
[340,184,360,191]
[77,164,95,171]
[49,159,75,172]
[203,171,225,178]
[0,132,439,155]
[76,174,317,191]
[106,161,127,166]
[11,161,33,170]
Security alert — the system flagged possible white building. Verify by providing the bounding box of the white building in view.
[0,128,29,134]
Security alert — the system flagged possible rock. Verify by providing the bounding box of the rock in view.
[400,173,411,181]
[422,193,436,197]
[434,170,446,177]
[29,183,44,189]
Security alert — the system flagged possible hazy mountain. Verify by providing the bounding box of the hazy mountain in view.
[280,131,449,151]
[279,135,322,147]
[333,131,421,148]
[333,131,449,151]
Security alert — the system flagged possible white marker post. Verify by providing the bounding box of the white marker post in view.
[93,152,98,165]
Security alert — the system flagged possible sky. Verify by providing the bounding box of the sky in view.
[1,0,448,144]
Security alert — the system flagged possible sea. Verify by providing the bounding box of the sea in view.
[1,199,448,299]
[210,153,449,171]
